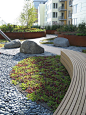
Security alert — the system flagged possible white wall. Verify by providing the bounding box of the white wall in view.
[72,0,86,25]
[38,4,45,26]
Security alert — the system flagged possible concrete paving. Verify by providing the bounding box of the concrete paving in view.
[25,34,86,56]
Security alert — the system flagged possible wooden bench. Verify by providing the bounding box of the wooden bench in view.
[53,49,86,115]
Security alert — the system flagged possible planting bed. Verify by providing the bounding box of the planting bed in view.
[58,34,86,47]
[0,31,46,40]
[10,55,71,112]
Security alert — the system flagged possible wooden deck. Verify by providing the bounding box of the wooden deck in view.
[53,50,86,115]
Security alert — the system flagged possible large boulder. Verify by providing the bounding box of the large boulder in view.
[4,39,21,49]
[20,40,44,54]
[53,37,70,47]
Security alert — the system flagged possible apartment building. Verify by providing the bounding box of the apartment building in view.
[72,0,86,25]
[44,0,59,26]
[33,0,47,9]
[38,0,69,26]
[33,0,48,25]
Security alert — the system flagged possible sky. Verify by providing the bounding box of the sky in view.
[0,0,25,25]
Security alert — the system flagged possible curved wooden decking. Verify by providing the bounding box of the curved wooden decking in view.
[53,50,86,115]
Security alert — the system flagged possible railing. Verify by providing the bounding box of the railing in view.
[58,6,67,11]
[68,13,72,18]
[58,16,67,20]
[59,0,67,2]
[69,0,72,7]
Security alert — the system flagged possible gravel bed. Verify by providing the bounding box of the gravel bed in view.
[0,51,54,115]
[0,43,86,115]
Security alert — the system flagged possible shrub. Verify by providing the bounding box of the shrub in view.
[0,24,14,32]
[77,22,86,34]
[0,24,45,32]
[31,25,41,29]
[51,25,60,30]
[45,24,63,30]
[56,24,77,32]
[45,25,52,30]
[76,33,86,36]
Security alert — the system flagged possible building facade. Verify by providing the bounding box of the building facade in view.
[38,4,45,26]
[33,0,48,25]
[38,0,69,26]
[67,0,72,25]
[33,0,47,9]
[58,0,67,25]
[72,0,86,25]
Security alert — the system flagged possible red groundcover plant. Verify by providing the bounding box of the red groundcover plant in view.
[10,55,71,112]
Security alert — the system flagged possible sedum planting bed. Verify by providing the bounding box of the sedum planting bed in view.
[10,55,71,112]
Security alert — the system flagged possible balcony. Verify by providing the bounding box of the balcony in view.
[58,6,67,11]
[68,13,72,18]
[58,16,67,21]
[69,0,72,7]
[59,0,67,2]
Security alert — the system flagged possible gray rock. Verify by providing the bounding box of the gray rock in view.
[4,39,21,49]
[20,40,44,54]
[53,37,70,47]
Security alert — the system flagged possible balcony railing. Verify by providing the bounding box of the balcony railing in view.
[58,16,67,20]
[69,0,72,7]
[59,0,67,2]
[68,13,72,18]
[58,6,67,11]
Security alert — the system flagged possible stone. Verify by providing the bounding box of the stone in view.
[53,37,70,47]
[20,40,44,54]
[4,39,21,49]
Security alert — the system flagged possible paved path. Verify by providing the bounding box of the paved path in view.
[0,34,86,56]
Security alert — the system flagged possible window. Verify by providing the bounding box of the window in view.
[50,12,52,18]
[53,12,57,18]
[46,17,47,21]
[80,3,82,12]
[50,4,52,9]
[46,4,47,9]
[68,20,70,25]
[53,3,58,9]
[73,4,78,14]
[53,3,55,8]
[53,12,55,17]
[52,21,57,25]
[56,3,57,8]
[72,18,77,25]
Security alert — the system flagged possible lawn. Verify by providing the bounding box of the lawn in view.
[10,55,71,112]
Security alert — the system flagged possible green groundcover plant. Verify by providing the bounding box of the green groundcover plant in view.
[0,24,45,32]
[10,55,71,112]
[82,49,86,53]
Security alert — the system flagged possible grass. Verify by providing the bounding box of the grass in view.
[0,44,4,48]
[10,55,71,112]
[0,39,8,43]
[82,49,86,53]
[40,41,54,44]
[40,38,55,44]
[0,39,26,48]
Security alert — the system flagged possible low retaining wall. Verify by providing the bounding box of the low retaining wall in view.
[58,34,86,47]
[0,31,46,40]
